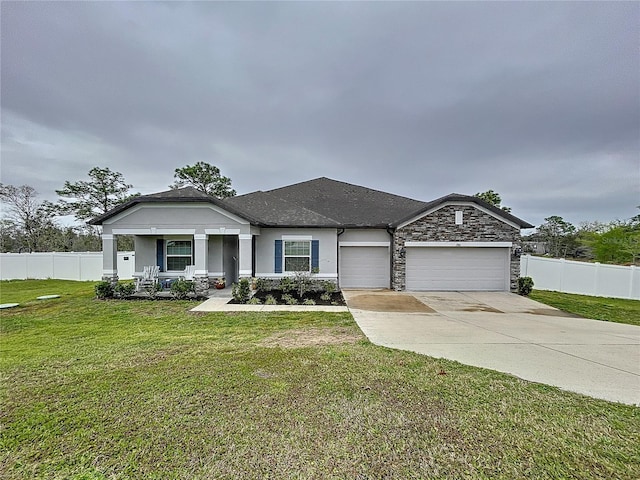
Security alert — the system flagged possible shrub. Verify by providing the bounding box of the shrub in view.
[254,277,274,292]
[95,281,114,299]
[141,281,161,299]
[281,293,298,305]
[248,297,262,305]
[293,271,313,297]
[518,277,534,296]
[170,279,194,299]
[302,298,316,306]
[114,282,135,298]
[320,292,331,302]
[265,295,277,305]
[232,278,251,304]
[322,280,337,294]
[278,277,295,293]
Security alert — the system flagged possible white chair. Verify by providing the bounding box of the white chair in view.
[182,265,196,281]
[136,265,160,292]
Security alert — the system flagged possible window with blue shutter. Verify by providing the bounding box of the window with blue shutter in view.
[156,239,165,272]
[274,240,283,273]
[311,240,319,271]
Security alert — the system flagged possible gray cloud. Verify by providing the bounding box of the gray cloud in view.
[2,1,638,228]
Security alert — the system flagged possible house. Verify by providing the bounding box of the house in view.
[90,177,534,294]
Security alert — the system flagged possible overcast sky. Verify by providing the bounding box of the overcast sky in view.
[2,1,638,229]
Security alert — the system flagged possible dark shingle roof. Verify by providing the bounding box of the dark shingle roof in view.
[239,177,429,228]
[91,179,533,229]
[223,190,341,227]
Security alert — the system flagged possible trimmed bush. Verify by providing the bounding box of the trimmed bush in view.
[232,278,251,304]
[114,282,136,298]
[95,281,114,299]
[170,279,194,300]
[518,277,534,296]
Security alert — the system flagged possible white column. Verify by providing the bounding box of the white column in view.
[238,234,252,278]
[102,234,118,282]
[194,234,209,276]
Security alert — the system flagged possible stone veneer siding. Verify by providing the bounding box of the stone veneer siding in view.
[392,205,522,291]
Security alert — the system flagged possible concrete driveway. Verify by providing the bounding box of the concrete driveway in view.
[343,290,640,405]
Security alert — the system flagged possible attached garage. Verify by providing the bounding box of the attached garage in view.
[339,245,390,289]
[405,243,511,291]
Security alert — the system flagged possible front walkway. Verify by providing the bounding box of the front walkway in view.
[343,290,640,406]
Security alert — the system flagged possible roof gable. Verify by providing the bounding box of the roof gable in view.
[89,186,259,225]
[394,193,534,229]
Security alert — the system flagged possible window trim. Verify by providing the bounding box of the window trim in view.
[165,238,193,272]
[283,240,311,273]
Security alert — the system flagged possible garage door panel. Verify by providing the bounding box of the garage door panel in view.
[340,246,389,289]
[406,247,508,291]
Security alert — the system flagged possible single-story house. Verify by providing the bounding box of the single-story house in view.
[90,177,533,293]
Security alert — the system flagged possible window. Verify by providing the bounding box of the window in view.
[166,240,192,271]
[284,240,310,272]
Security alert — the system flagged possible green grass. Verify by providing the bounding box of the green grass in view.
[530,290,640,326]
[1,280,639,479]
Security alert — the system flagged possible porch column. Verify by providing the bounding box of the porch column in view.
[238,234,252,278]
[194,234,209,295]
[101,234,118,284]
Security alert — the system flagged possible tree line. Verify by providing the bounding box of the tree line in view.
[1,167,638,265]
[474,191,640,265]
[0,162,233,253]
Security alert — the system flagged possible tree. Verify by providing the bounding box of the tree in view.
[171,162,236,198]
[537,215,578,258]
[474,190,512,213]
[585,216,640,265]
[51,167,138,222]
[0,183,55,252]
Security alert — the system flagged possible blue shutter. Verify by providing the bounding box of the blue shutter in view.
[274,240,283,273]
[156,239,164,272]
[311,240,319,271]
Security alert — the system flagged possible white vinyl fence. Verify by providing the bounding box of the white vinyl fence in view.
[520,254,639,300]
[0,252,135,281]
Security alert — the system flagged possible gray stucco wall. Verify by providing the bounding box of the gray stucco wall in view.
[255,228,338,278]
[392,204,522,291]
[101,203,250,235]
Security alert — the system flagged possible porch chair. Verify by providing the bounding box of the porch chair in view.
[136,265,160,292]
[182,265,196,281]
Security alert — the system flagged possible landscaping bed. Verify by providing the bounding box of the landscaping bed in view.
[231,289,346,306]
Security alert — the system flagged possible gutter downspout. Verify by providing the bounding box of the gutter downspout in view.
[337,228,345,289]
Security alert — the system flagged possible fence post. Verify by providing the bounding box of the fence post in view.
[521,254,529,277]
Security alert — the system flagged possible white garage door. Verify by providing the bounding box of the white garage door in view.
[340,246,390,288]
[406,247,509,291]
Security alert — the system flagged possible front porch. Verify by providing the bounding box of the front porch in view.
[101,231,255,296]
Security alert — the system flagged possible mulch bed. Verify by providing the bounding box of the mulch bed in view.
[229,290,346,306]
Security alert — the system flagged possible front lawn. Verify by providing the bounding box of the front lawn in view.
[530,290,640,326]
[1,280,639,479]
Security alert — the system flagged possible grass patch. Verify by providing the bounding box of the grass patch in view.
[530,290,640,326]
[1,280,639,479]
